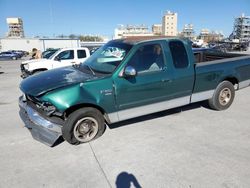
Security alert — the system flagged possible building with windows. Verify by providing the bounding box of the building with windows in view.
[179,24,195,40]
[162,11,178,36]
[152,24,162,35]
[198,29,224,43]
[114,24,154,39]
[230,13,250,42]
[6,17,24,38]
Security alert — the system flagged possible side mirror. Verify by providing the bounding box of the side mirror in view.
[124,66,137,77]
[54,56,61,61]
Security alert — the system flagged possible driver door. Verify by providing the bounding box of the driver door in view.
[53,50,75,68]
[114,42,175,120]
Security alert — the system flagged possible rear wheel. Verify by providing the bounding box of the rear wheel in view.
[62,107,105,145]
[12,56,17,60]
[208,81,235,110]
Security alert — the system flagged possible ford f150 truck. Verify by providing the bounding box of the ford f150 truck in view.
[19,37,250,146]
[20,47,90,78]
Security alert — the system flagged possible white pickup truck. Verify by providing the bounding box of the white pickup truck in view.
[21,47,90,78]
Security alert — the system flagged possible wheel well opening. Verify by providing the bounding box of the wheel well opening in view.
[64,104,106,119]
[223,77,239,89]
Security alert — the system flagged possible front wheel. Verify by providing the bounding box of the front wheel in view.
[208,81,235,111]
[62,107,105,145]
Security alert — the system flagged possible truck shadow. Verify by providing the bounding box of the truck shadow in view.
[116,171,142,188]
[108,101,210,129]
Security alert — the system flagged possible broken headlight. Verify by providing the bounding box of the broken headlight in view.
[38,102,56,116]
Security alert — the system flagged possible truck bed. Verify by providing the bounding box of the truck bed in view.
[194,51,246,63]
[192,52,250,103]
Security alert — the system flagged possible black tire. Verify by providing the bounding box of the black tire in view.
[62,107,105,145]
[208,81,235,111]
[12,56,17,60]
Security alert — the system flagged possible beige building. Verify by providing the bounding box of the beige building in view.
[152,24,162,35]
[162,11,178,36]
[114,24,154,39]
[198,29,224,43]
[6,17,24,38]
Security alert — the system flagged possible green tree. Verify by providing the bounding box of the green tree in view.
[79,35,104,42]
[69,34,77,39]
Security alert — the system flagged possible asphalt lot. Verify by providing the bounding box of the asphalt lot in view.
[0,58,250,188]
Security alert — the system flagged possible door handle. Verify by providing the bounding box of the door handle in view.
[71,62,76,64]
[162,79,172,83]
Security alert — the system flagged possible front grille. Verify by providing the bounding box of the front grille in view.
[26,95,41,104]
[25,95,64,124]
[26,95,44,112]
[25,100,64,125]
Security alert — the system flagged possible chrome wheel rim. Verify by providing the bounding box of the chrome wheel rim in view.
[73,117,98,142]
[219,88,232,106]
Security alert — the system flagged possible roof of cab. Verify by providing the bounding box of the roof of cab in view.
[112,36,186,45]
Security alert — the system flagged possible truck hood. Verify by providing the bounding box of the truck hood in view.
[21,58,49,65]
[20,66,93,96]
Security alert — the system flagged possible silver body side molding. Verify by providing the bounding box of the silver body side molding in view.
[239,79,250,89]
[107,79,250,124]
[107,112,119,123]
[108,96,190,123]
[191,90,215,103]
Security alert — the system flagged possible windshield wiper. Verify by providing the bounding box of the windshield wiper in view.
[86,64,96,76]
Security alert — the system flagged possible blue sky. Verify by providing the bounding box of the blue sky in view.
[0,0,249,38]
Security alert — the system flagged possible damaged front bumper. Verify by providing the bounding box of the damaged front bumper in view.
[19,96,63,146]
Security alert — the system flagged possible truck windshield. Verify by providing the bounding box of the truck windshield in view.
[81,41,132,74]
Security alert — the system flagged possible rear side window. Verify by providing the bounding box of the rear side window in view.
[169,41,189,68]
[77,50,87,58]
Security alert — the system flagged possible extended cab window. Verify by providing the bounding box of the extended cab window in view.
[77,50,86,58]
[57,50,74,60]
[169,41,189,68]
[127,44,165,73]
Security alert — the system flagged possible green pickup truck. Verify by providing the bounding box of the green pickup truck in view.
[19,37,250,146]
